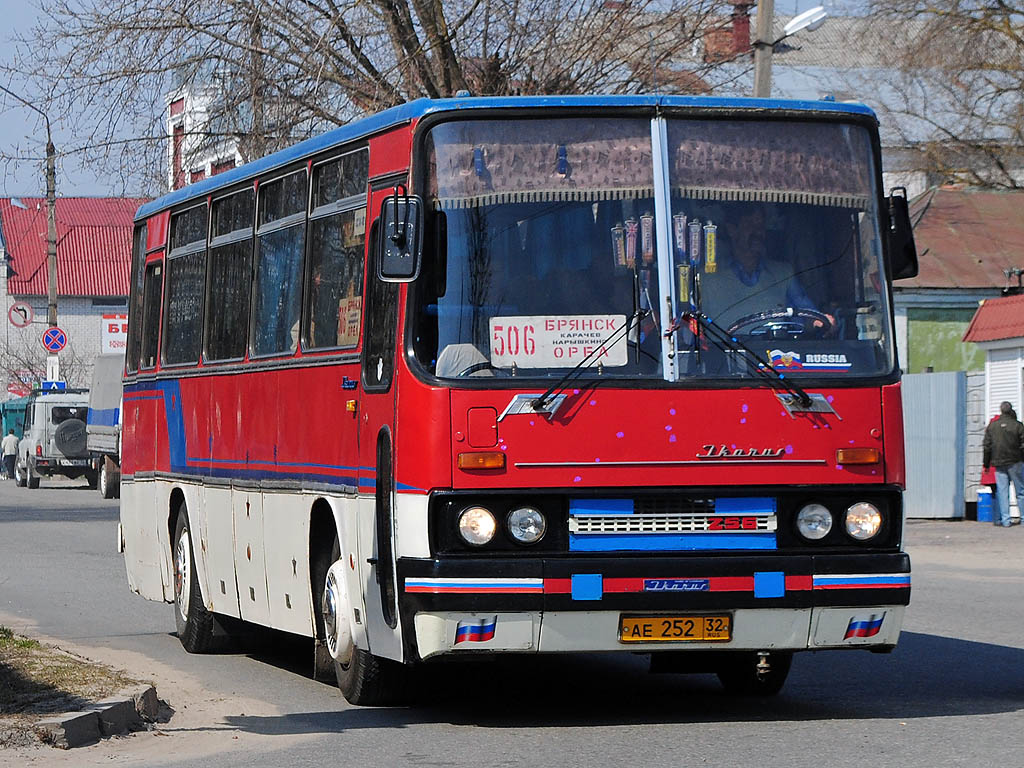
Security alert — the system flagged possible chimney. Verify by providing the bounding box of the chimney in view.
[731,0,754,54]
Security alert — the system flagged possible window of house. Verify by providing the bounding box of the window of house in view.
[305,148,369,350]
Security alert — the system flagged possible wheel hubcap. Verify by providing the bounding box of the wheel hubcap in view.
[174,528,191,621]
[322,561,353,664]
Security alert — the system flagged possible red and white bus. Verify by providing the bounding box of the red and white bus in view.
[120,95,917,705]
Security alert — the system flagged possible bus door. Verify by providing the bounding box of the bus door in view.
[357,176,405,660]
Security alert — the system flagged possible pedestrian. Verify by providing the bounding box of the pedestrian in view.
[1,429,18,480]
[982,402,1024,527]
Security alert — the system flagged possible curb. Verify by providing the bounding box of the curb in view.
[32,684,162,749]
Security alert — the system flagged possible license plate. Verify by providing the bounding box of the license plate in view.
[619,614,732,643]
[59,459,87,466]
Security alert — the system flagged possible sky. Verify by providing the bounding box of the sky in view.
[0,0,863,198]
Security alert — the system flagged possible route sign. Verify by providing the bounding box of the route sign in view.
[8,301,33,328]
[41,326,68,354]
[40,380,67,392]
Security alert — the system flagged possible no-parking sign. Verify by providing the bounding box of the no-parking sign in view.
[41,326,68,354]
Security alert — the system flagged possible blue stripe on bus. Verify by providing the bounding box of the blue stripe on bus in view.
[714,497,776,515]
[569,533,777,552]
[569,498,634,515]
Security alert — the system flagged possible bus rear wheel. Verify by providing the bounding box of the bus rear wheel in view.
[319,538,408,706]
[717,651,793,696]
[173,510,216,653]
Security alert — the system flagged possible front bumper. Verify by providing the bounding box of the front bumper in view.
[398,552,910,660]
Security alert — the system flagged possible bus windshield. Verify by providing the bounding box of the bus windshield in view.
[413,115,893,382]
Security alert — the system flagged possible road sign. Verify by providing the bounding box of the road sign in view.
[41,326,68,354]
[8,302,33,328]
[40,380,67,392]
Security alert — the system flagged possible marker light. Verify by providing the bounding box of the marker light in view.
[845,502,882,540]
[796,503,833,540]
[836,447,880,464]
[507,506,547,544]
[457,451,506,470]
[458,506,497,546]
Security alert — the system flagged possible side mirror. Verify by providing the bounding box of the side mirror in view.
[887,187,919,280]
[378,187,424,281]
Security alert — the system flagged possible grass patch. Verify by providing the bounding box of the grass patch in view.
[0,625,148,746]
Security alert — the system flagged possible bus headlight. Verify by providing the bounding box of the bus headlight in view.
[458,506,497,546]
[796,503,833,540]
[845,502,882,540]
[507,506,546,544]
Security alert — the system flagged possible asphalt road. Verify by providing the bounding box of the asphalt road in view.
[1,478,1022,768]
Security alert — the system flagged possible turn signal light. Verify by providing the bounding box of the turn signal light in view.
[457,451,506,470]
[836,447,880,465]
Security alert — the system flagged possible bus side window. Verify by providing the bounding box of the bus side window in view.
[252,169,307,358]
[126,224,147,373]
[164,204,208,366]
[306,148,369,350]
[140,262,163,370]
[206,188,255,362]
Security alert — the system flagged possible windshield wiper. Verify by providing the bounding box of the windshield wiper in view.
[532,309,647,411]
[680,310,813,407]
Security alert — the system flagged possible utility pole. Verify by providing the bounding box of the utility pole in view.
[0,84,60,380]
[752,4,828,98]
[752,0,775,98]
[45,136,57,328]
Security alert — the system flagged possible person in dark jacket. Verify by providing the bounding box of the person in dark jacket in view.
[982,401,1024,527]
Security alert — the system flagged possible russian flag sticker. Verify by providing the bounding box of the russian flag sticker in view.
[844,613,885,639]
[455,616,498,644]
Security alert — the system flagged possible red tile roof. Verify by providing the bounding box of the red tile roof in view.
[0,197,147,297]
[963,294,1024,343]
[901,188,1024,290]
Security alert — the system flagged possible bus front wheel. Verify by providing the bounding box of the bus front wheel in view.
[717,651,792,696]
[173,510,216,653]
[320,538,408,705]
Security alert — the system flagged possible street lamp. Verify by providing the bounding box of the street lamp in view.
[752,4,828,98]
[0,84,59,328]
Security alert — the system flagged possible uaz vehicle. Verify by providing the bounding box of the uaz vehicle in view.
[16,389,94,489]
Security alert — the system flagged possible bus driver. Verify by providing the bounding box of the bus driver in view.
[700,206,820,333]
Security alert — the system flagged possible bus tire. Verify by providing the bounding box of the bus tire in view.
[717,651,792,696]
[173,509,216,653]
[320,539,408,706]
[337,647,409,707]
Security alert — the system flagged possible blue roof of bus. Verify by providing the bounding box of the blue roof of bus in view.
[136,94,876,220]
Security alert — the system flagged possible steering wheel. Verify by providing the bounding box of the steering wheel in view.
[456,361,502,377]
[726,308,835,339]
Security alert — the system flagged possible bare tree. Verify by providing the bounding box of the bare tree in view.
[1,333,90,394]
[3,0,734,195]
[856,0,1024,188]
